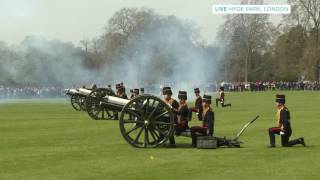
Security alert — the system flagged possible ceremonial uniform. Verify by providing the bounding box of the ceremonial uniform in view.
[107,84,115,96]
[216,87,231,107]
[114,84,127,120]
[175,91,189,134]
[191,95,214,147]
[130,89,134,99]
[268,95,306,147]
[162,87,179,147]
[134,89,139,96]
[188,88,203,121]
[140,88,144,95]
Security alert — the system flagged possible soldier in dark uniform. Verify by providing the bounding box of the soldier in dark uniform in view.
[134,89,139,96]
[268,94,306,148]
[215,86,231,107]
[129,89,134,99]
[117,85,128,99]
[115,83,121,91]
[107,84,116,96]
[120,82,125,92]
[190,95,214,147]
[162,86,179,147]
[114,84,128,120]
[188,88,203,121]
[140,88,144,95]
[175,91,190,135]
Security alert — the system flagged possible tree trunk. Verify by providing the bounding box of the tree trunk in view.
[245,46,251,83]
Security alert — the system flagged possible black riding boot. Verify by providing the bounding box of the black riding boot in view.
[268,128,276,147]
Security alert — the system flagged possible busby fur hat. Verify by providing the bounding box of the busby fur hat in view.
[276,94,285,104]
[162,87,172,95]
[194,88,200,93]
[140,88,144,92]
[178,91,187,100]
[203,94,212,104]
[219,86,224,91]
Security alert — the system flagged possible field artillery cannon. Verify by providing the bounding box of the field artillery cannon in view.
[65,88,116,120]
[86,91,175,148]
[65,88,91,111]
[66,87,258,148]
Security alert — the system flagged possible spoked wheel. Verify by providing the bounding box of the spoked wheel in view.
[78,96,87,111]
[119,95,174,148]
[85,88,114,120]
[70,94,82,111]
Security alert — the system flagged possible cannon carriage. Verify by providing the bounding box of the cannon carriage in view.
[65,88,116,120]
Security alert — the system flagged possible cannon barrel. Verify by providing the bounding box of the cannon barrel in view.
[78,88,92,96]
[103,96,130,106]
[64,88,79,95]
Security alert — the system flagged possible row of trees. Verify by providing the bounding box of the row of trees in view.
[219,0,320,82]
[0,1,319,86]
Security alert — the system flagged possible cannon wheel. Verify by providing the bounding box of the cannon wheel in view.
[70,94,83,111]
[85,88,114,120]
[119,95,175,148]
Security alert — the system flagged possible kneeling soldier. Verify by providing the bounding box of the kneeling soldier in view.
[188,88,203,121]
[268,94,306,148]
[190,95,214,147]
[216,87,231,107]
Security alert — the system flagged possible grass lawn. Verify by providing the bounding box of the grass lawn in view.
[0,91,319,180]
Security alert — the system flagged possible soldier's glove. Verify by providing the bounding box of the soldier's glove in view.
[280,131,285,135]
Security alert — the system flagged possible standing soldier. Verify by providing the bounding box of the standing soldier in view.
[120,82,125,92]
[134,89,139,96]
[114,84,128,120]
[107,84,115,96]
[268,94,306,148]
[162,86,179,148]
[118,85,128,99]
[215,86,231,107]
[140,88,144,95]
[175,91,190,135]
[115,83,121,92]
[129,89,134,99]
[188,88,203,121]
[190,95,214,147]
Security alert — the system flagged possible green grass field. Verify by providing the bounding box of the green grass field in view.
[1,91,319,180]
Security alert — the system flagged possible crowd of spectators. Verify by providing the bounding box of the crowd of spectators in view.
[0,86,64,99]
[1,81,319,99]
[219,81,320,92]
